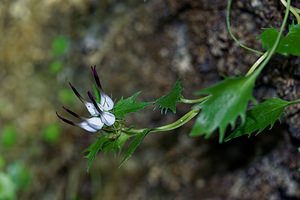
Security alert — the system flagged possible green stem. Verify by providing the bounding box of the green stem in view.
[289,98,300,104]
[123,109,200,135]
[251,0,291,79]
[226,0,263,55]
[152,109,200,132]
[180,96,209,104]
[280,0,300,24]
[246,52,268,76]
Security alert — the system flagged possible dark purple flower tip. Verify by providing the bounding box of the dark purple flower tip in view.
[91,66,103,90]
[62,106,82,119]
[56,111,76,126]
[69,82,84,102]
[87,91,102,114]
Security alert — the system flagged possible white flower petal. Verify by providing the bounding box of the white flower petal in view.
[84,102,100,116]
[86,117,104,130]
[101,112,115,126]
[99,93,114,111]
[78,121,98,132]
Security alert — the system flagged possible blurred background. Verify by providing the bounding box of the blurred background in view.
[0,0,300,199]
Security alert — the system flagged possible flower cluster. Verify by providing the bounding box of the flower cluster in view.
[56,66,115,132]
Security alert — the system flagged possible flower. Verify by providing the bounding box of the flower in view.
[56,66,115,132]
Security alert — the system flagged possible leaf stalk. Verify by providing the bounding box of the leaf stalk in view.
[123,109,200,135]
[251,0,291,79]
[288,98,300,104]
[226,0,263,55]
[280,0,300,24]
[246,52,268,76]
[180,96,209,104]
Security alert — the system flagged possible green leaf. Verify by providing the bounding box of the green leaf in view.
[58,89,76,104]
[1,125,17,148]
[6,162,31,190]
[225,98,290,142]
[43,124,61,144]
[190,75,256,143]
[83,133,131,171]
[257,28,278,50]
[52,36,69,55]
[0,156,4,170]
[49,60,63,74]
[0,172,16,200]
[102,132,130,156]
[155,80,184,114]
[120,129,150,166]
[257,24,300,56]
[114,92,153,119]
[83,136,110,172]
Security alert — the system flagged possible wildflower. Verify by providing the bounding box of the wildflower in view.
[56,66,115,132]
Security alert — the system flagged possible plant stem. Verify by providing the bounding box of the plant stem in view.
[180,96,209,104]
[280,0,300,24]
[151,109,200,132]
[246,52,268,76]
[123,109,200,135]
[289,98,300,104]
[226,0,263,55]
[251,0,291,79]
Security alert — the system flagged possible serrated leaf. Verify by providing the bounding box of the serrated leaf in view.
[287,22,300,43]
[83,133,131,171]
[190,75,256,143]
[114,92,153,119]
[225,98,290,142]
[155,80,184,114]
[120,129,150,166]
[103,133,130,156]
[257,24,300,56]
[83,135,111,172]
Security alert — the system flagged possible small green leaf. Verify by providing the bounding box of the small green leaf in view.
[257,24,300,56]
[102,132,130,156]
[190,75,256,143]
[83,133,131,171]
[52,36,69,55]
[114,92,153,119]
[49,61,63,74]
[43,124,61,144]
[257,28,278,50]
[1,125,17,148]
[58,89,76,104]
[6,162,31,190]
[83,136,110,172]
[225,98,290,142]
[0,172,16,200]
[0,156,5,170]
[155,80,184,114]
[120,129,150,166]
